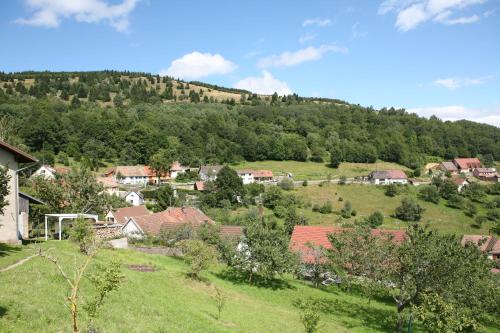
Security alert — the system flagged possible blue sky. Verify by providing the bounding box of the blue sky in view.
[0,0,499,126]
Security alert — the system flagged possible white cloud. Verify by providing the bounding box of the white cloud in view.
[434,76,489,90]
[14,0,140,32]
[379,0,486,31]
[302,18,332,27]
[407,105,500,126]
[234,71,292,95]
[257,44,347,68]
[351,22,368,39]
[160,52,237,80]
[299,32,317,44]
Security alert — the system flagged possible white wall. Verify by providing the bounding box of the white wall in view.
[125,192,144,206]
[0,149,19,243]
[120,176,148,185]
[239,173,254,185]
[122,220,143,238]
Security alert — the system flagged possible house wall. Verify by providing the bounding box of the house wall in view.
[32,166,55,180]
[239,173,254,184]
[125,192,144,206]
[120,176,148,185]
[0,149,19,243]
[122,220,143,238]
[373,178,407,185]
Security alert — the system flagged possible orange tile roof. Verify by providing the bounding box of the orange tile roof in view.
[453,158,481,170]
[113,205,150,224]
[289,226,406,263]
[220,226,244,238]
[195,181,205,191]
[253,170,273,178]
[97,177,119,188]
[130,207,215,236]
[462,235,497,253]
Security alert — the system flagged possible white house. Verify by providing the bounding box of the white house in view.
[0,140,38,243]
[199,165,224,181]
[452,177,469,192]
[237,170,255,184]
[169,161,187,179]
[369,170,408,185]
[104,166,149,185]
[97,177,120,196]
[31,165,56,180]
[120,191,144,206]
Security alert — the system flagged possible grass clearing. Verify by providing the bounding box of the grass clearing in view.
[231,160,410,181]
[0,241,418,333]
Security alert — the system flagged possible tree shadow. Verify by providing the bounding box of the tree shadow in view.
[214,269,295,290]
[0,243,22,257]
[0,306,7,317]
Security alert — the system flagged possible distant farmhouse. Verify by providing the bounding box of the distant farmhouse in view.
[120,191,144,206]
[453,158,482,173]
[439,161,459,175]
[198,165,224,182]
[31,165,70,180]
[237,169,274,184]
[473,168,497,181]
[369,170,408,185]
[103,161,185,186]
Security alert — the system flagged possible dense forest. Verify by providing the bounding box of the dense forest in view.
[0,71,498,171]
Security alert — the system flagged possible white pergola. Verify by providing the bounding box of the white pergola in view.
[44,213,99,240]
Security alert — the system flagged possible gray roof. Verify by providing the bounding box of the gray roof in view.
[441,161,458,171]
[199,165,224,176]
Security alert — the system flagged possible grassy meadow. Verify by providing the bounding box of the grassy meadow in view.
[0,241,422,333]
[231,160,410,181]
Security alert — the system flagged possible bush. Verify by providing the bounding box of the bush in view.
[318,202,333,214]
[384,184,399,197]
[338,197,343,202]
[486,209,500,222]
[312,204,320,212]
[351,209,357,217]
[365,211,384,228]
[273,205,287,219]
[447,195,464,209]
[302,180,308,187]
[463,200,477,217]
[474,215,487,227]
[178,239,217,279]
[395,197,424,222]
[340,201,353,218]
[338,176,347,185]
[278,178,295,191]
[418,185,440,204]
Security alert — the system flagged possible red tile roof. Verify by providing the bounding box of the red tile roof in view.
[453,158,481,170]
[170,161,187,171]
[0,139,37,163]
[289,226,406,263]
[97,177,119,188]
[113,205,150,224]
[195,181,205,191]
[461,235,497,253]
[129,207,215,236]
[220,225,244,238]
[452,177,468,186]
[253,170,274,178]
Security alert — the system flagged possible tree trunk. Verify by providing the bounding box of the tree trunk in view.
[396,302,405,333]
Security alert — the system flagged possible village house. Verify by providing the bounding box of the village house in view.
[439,161,459,175]
[453,158,482,173]
[452,177,469,192]
[169,161,187,179]
[369,170,408,185]
[106,205,150,224]
[462,235,500,261]
[104,165,149,185]
[473,167,497,181]
[97,177,120,196]
[289,226,406,264]
[31,165,70,180]
[237,169,274,184]
[120,191,144,206]
[18,192,44,239]
[121,206,214,238]
[199,165,224,181]
[144,166,170,185]
[0,140,38,243]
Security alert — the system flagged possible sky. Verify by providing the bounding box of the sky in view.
[0,0,499,126]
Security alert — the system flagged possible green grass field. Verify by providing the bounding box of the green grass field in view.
[294,183,494,235]
[231,160,410,181]
[0,241,425,333]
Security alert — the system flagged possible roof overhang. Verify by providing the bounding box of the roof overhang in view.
[0,140,38,163]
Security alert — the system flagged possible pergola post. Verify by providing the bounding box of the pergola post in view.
[45,215,48,241]
[58,217,62,240]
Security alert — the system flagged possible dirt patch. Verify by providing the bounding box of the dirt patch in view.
[127,264,156,272]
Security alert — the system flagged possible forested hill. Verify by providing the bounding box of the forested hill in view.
[0,71,498,172]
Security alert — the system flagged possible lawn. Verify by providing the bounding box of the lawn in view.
[231,160,410,181]
[0,241,420,333]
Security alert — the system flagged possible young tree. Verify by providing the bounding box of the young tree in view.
[149,148,173,184]
[394,197,424,222]
[153,184,177,212]
[284,206,308,235]
[178,239,217,279]
[294,298,323,333]
[340,201,352,218]
[439,179,458,199]
[212,286,227,321]
[69,217,96,255]
[365,211,384,228]
[384,183,399,197]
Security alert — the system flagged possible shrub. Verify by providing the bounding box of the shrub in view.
[340,201,353,218]
[294,298,323,333]
[318,202,333,214]
[312,204,320,212]
[278,178,295,191]
[302,180,308,187]
[463,200,477,217]
[365,211,384,228]
[474,215,487,228]
[338,197,343,202]
[338,176,347,185]
[395,197,424,222]
[351,209,357,217]
[273,205,287,219]
[486,209,500,222]
[178,239,217,279]
[384,184,399,197]
[418,185,440,204]
[447,195,464,209]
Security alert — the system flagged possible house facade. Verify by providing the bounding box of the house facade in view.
[369,170,408,185]
[237,169,274,184]
[120,191,144,206]
[106,205,150,224]
[0,140,38,243]
[237,170,254,184]
[473,168,497,181]
[452,177,469,192]
[104,165,149,185]
[439,161,459,175]
[169,161,187,179]
[31,165,57,180]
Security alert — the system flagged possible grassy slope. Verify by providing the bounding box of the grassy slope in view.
[295,184,494,235]
[0,241,412,333]
[232,160,409,181]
